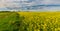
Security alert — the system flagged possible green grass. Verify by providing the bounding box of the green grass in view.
[0,12,19,31]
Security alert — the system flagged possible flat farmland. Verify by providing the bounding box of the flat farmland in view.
[18,12,60,31]
[0,12,60,31]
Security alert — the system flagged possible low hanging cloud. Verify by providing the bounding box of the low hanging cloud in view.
[0,0,60,7]
[0,0,60,10]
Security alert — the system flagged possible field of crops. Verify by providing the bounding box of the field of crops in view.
[0,12,60,31]
[18,12,60,31]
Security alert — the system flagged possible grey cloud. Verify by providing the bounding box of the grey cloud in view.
[0,0,60,11]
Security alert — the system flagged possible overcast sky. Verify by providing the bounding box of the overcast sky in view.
[0,0,60,11]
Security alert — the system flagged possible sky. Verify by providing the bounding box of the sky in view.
[0,0,60,11]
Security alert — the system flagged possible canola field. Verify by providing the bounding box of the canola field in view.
[18,12,60,31]
[0,12,60,31]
